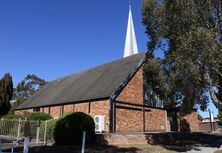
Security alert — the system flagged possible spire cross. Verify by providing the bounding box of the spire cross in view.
[129,1,132,10]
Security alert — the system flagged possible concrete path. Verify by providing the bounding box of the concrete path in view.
[185,146,218,153]
[184,139,222,153]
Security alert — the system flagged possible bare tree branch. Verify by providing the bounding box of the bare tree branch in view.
[205,72,222,109]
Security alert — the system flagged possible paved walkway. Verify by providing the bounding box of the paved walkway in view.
[185,146,218,153]
[184,139,222,153]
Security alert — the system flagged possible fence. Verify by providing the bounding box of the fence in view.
[0,118,54,146]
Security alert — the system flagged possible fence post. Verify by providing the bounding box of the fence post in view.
[17,118,21,142]
[43,120,48,146]
[0,118,2,135]
[0,139,2,152]
[36,120,40,144]
[23,137,29,153]
[81,131,86,153]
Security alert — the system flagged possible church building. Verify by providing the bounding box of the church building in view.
[15,5,200,133]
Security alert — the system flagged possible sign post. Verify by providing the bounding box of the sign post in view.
[208,109,213,132]
[23,137,29,153]
[81,131,86,153]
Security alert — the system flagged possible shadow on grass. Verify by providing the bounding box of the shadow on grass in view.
[2,144,141,153]
[146,132,222,152]
[3,132,222,152]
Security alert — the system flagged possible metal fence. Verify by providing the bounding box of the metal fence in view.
[0,118,54,146]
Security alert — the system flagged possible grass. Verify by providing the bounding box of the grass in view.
[2,144,177,153]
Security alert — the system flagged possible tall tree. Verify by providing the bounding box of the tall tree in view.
[212,0,222,114]
[11,74,47,113]
[0,73,13,116]
[142,0,222,114]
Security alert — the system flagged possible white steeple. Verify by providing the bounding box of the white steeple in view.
[123,3,138,58]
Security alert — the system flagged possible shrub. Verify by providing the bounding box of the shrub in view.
[3,114,24,119]
[40,119,57,141]
[53,112,95,145]
[27,112,52,121]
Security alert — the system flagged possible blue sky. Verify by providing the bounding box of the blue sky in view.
[0,0,217,117]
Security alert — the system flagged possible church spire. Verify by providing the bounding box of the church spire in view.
[123,3,138,58]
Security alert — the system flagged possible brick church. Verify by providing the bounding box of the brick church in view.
[15,5,200,133]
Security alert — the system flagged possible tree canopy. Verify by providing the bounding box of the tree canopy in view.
[10,74,47,113]
[142,0,222,114]
[0,73,13,116]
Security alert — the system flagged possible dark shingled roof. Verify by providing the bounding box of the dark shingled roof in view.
[17,52,146,110]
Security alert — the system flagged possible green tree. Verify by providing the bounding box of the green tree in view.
[197,114,203,121]
[0,73,13,116]
[10,74,47,113]
[212,0,222,110]
[142,0,222,114]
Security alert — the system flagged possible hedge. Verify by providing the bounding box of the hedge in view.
[27,112,52,121]
[3,114,24,120]
[53,112,95,145]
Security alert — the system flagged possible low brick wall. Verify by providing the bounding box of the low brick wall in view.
[96,132,222,145]
[199,122,220,132]
[96,133,150,144]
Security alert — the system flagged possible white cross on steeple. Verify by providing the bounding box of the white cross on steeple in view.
[123,3,138,57]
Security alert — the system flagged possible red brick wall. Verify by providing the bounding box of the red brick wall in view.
[97,133,150,144]
[15,109,32,116]
[115,68,144,132]
[89,101,109,132]
[115,67,167,132]
[117,68,143,104]
[115,106,143,132]
[115,105,166,132]
[43,107,50,114]
[199,122,219,132]
[62,101,110,131]
[74,103,89,113]
[15,100,110,132]
[145,108,167,132]
[97,132,211,145]
[50,106,61,118]
[64,104,74,112]
[15,107,51,116]
[180,111,200,132]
